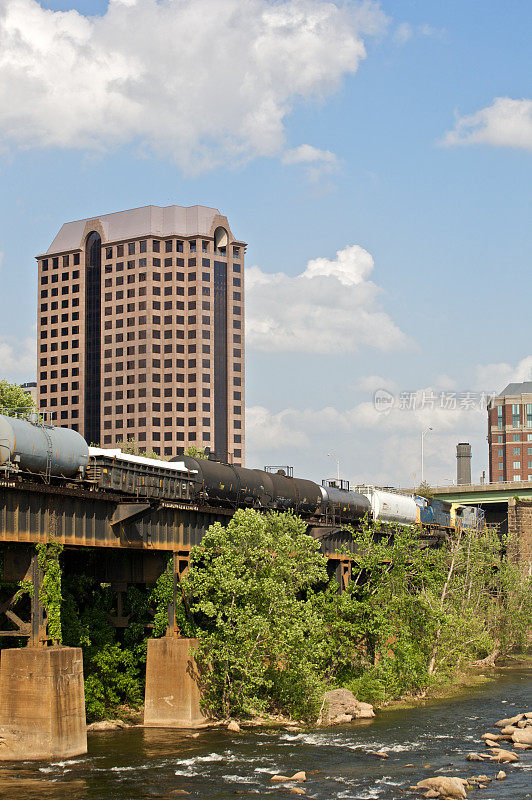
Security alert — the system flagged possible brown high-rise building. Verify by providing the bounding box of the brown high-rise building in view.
[487,382,532,482]
[36,205,246,464]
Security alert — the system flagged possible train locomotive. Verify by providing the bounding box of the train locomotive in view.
[0,413,485,534]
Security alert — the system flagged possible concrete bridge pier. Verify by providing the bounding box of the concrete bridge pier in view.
[144,637,206,728]
[144,551,206,728]
[0,646,87,760]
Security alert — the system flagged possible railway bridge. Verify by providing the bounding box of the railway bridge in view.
[432,481,532,572]
[0,475,356,761]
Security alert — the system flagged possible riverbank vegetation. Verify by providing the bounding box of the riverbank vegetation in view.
[182,510,532,718]
[9,510,529,722]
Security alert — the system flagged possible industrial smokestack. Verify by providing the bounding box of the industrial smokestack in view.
[456,442,472,485]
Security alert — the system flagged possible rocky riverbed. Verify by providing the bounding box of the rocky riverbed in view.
[0,666,530,800]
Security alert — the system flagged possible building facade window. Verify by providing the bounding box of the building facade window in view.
[512,403,520,427]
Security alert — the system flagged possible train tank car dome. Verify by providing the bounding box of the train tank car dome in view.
[0,413,89,478]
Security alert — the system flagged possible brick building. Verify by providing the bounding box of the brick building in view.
[36,205,246,464]
[487,382,532,482]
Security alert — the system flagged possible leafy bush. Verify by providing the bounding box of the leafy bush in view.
[62,575,151,721]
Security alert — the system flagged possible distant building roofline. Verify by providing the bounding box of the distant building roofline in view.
[38,204,246,257]
[498,381,532,397]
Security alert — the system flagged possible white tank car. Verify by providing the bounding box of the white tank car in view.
[0,413,88,478]
[362,488,418,525]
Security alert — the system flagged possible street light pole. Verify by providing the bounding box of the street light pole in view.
[327,453,340,482]
[421,427,433,483]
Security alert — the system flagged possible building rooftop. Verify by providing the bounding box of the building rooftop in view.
[499,381,532,396]
[43,204,244,254]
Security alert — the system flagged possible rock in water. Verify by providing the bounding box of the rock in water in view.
[416,777,467,799]
[489,748,519,763]
[290,772,306,781]
[319,689,375,724]
[500,725,517,734]
[270,772,306,783]
[87,719,127,731]
[355,702,375,718]
[227,721,241,732]
[495,713,524,727]
[496,771,506,780]
[512,728,532,744]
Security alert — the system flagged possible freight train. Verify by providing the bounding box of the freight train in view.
[0,413,485,534]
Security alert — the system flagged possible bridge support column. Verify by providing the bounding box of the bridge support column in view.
[144,637,206,728]
[0,646,87,760]
[508,498,532,575]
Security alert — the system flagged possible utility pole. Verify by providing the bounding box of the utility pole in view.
[327,452,340,482]
[421,427,433,483]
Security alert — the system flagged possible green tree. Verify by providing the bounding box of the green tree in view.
[184,445,208,459]
[62,573,152,721]
[416,481,434,500]
[115,438,163,460]
[340,519,532,701]
[37,540,63,645]
[0,380,35,416]
[183,509,328,719]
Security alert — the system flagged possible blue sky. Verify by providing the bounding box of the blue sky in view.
[1,0,531,486]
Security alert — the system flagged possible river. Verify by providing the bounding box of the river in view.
[1,668,530,800]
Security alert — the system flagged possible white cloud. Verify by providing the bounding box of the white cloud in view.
[245,392,488,488]
[0,336,36,381]
[474,355,532,393]
[0,0,387,171]
[393,22,412,44]
[246,355,532,486]
[282,144,337,166]
[246,244,409,353]
[246,406,310,451]
[356,374,398,393]
[442,97,532,151]
[282,143,338,180]
[393,21,441,45]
